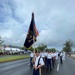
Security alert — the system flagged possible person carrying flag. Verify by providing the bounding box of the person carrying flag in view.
[33,51,44,75]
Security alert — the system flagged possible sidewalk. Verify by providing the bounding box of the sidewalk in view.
[70,54,75,60]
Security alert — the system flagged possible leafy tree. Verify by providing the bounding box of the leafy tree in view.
[36,44,47,51]
[47,48,56,52]
[0,36,4,45]
[50,48,56,52]
[22,46,34,51]
[28,46,34,51]
[21,46,25,50]
[63,40,74,52]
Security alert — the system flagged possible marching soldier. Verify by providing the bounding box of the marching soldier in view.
[44,50,48,67]
[47,51,52,70]
[55,52,59,60]
[30,51,34,67]
[51,52,56,68]
[40,50,45,62]
[32,51,44,75]
[62,51,65,60]
[60,52,63,64]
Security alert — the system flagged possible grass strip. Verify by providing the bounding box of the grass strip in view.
[0,55,30,63]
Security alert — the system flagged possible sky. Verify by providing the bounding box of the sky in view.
[0,0,75,50]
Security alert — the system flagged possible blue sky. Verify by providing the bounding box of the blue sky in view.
[0,0,75,50]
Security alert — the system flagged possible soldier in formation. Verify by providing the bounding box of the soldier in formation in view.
[30,50,65,75]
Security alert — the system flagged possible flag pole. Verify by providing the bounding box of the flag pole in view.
[33,37,41,75]
[39,68,41,75]
[32,12,35,53]
[32,12,41,75]
[33,37,35,53]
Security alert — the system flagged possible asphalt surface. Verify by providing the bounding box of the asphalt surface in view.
[0,56,75,75]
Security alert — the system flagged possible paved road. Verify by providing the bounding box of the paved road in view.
[0,56,75,75]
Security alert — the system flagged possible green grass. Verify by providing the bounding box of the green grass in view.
[0,50,5,52]
[0,50,3,52]
[0,55,30,63]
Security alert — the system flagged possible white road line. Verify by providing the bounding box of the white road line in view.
[57,64,59,71]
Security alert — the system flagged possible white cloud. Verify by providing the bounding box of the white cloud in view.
[0,30,13,39]
[0,0,75,50]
